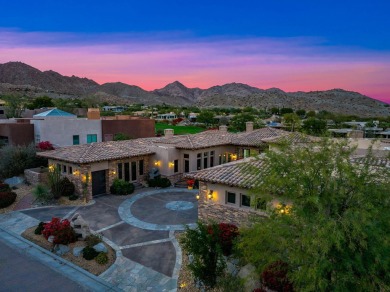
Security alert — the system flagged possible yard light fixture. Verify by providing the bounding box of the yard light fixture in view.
[196,193,200,200]
[208,190,214,200]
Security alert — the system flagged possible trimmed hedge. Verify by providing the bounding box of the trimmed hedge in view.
[0,191,17,209]
[82,246,99,260]
[148,177,171,188]
[110,179,135,195]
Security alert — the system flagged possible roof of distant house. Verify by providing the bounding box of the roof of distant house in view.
[34,108,76,117]
[37,140,155,163]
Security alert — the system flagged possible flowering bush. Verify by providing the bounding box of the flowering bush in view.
[42,217,77,245]
[37,141,54,151]
[187,179,195,187]
[207,223,239,256]
[261,261,294,292]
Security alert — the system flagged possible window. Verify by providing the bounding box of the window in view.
[184,153,190,173]
[73,135,80,145]
[226,192,236,204]
[87,134,97,144]
[203,152,208,169]
[117,163,123,179]
[131,161,137,181]
[256,198,267,210]
[243,149,250,158]
[139,160,144,176]
[35,134,40,143]
[69,166,73,175]
[174,159,179,173]
[62,165,67,173]
[241,194,251,207]
[210,151,214,167]
[124,162,130,181]
[197,153,202,170]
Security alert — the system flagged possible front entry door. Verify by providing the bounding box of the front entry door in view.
[92,170,106,196]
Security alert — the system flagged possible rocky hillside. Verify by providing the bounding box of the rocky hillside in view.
[0,61,389,117]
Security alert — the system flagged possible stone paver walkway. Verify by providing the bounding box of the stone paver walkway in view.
[0,187,198,291]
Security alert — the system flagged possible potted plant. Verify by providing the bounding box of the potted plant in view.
[187,179,195,190]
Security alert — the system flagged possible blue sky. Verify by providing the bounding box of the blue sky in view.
[0,0,389,102]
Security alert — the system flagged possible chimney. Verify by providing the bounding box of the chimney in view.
[246,121,254,132]
[219,125,228,133]
[87,108,100,120]
[164,129,174,139]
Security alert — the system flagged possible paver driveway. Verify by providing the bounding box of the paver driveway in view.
[5,187,198,291]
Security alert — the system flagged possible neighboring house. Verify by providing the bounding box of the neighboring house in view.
[379,129,390,139]
[156,112,177,120]
[30,108,155,147]
[31,108,102,148]
[38,123,315,199]
[0,119,34,146]
[102,106,125,113]
[328,128,364,138]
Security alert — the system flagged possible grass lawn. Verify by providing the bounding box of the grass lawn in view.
[155,123,205,135]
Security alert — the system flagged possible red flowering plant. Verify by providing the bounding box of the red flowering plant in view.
[187,179,195,187]
[261,261,294,292]
[172,118,184,125]
[37,141,54,151]
[42,217,77,245]
[207,223,240,256]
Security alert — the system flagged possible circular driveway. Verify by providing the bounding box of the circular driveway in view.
[118,188,198,230]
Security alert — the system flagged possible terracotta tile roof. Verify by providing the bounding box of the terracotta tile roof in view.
[184,158,267,189]
[152,128,315,149]
[37,140,155,164]
[351,156,390,168]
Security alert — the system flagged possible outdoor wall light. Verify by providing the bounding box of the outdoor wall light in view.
[48,164,55,171]
[208,190,214,200]
[72,169,80,176]
[110,169,116,175]
[154,161,161,167]
[231,154,237,160]
[168,162,174,168]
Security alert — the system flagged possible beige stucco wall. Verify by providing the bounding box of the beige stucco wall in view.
[32,118,102,147]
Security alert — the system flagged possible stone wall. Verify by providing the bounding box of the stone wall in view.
[24,168,48,185]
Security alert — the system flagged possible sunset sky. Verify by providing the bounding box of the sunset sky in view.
[0,1,389,103]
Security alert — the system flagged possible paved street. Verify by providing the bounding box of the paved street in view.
[0,187,198,291]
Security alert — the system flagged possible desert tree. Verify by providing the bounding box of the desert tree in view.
[238,138,390,291]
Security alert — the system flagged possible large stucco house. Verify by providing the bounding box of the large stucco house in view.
[38,123,313,200]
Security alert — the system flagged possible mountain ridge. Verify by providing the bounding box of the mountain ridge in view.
[0,61,388,117]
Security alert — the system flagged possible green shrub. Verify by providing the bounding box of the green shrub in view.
[60,177,75,197]
[85,234,102,247]
[0,183,10,192]
[0,143,47,179]
[180,222,226,288]
[69,194,79,201]
[34,222,45,235]
[82,246,99,260]
[47,167,63,199]
[95,252,109,265]
[110,179,134,195]
[148,177,171,188]
[32,184,52,203]
[0,191,17,208]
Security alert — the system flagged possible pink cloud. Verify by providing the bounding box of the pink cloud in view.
[0,30,389,103]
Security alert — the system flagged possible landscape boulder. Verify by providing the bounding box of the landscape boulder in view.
[54,244,70,256]
[70,213,91,240]
[93,242,108,253]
